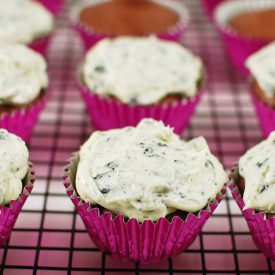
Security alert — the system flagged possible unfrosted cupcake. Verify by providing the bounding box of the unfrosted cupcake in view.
[71,0,190,50]
[0,129,34,245]
[0,43,49,141]
[230,132,275,260]
[79,36,204,134]
[245,42,275,137]
[214,0,275,75]
[64,118,227,263]
[0,0,54,55]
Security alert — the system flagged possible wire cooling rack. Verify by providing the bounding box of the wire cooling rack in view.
[0,0,274,274]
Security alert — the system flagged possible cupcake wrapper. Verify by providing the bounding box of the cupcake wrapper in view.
[229,167,275,260]
[251,93,275,138]
[37,0,64,16]
[0,97,46,142]
[70,0,190,50]
[0,164,35,246]
[64,154,226,264]
[29,35,52,57]
[214,0,275,76]
[78,82,202,134]
[201,0,225,20]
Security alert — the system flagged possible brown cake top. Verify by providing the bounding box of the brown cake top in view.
[79,0,180,36]
[228,9,275,40]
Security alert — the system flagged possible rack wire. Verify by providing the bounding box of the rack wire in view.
[0,0,274,274]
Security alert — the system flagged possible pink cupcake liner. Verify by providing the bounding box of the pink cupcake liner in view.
[214,0,274,76]
[70,0,190,50]
[78,81,202,134]
[229,167,275,260]
[201,0,225,20]
[64,154,226,264]
[251,94,275,138]
[36,0,64,16]
[28,35,52,57]
[0,164,35,246]
[0,96,47,142]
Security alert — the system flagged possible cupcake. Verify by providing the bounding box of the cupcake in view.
[246,42,275,137]
[71,0,190,50]
[0,43,49,141]
[78,36,204,134]
[200,0,225,20]
[229,132,275,260]
[0,0,54,55]
[64,118,227,263]
[0,129,34,245]
[214,0,275,75]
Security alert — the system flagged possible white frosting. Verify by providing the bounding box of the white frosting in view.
[0,0,53,44]
[0,129,29,205]
[239,131,275,213]
[0,43,48,106]
[76,119,227,222]
[246,42,275,98]
[83,37,203,105]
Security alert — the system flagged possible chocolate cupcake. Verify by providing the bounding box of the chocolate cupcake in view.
[245,42,275,137]
[0,43,49,140]
[78,36,204,133]
[71,0,190,49]
[214,0,275,75]
[0,0,54,55]
[230,132,275,260]
[64,118,227,263]
[0,129,34,245]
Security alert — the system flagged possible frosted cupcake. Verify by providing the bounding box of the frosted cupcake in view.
[0,129,34,245]
[0,43,49,141]
[79,36,204,134]
[64,118,227,263]
[71,0,190,50]
[246,42,275,137]
[0,0,54,55]
[214,0,275,75]
[230,132,275,260]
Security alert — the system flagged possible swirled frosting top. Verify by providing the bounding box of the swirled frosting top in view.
[76,119,227,222]
[246,42,275,98]
[0,43,48,106]
[83,36,203,105]
[239,131,275,213]
[0,0,53,44]
[0,129,29,205]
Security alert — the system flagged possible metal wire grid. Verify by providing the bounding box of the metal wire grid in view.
[0,0,274,274]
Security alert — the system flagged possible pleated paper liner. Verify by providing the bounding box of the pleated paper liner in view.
[29,35,52,57]
[201,0,225,20]
[0,96,47,142]
[64,153,227,264]
[214,0,275,76]
[37,0,64,16]
[70,0,190,50]
[251,94,275,138]
[229,166,275,261]
[78,81,202,134]
[0,164,35,245]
